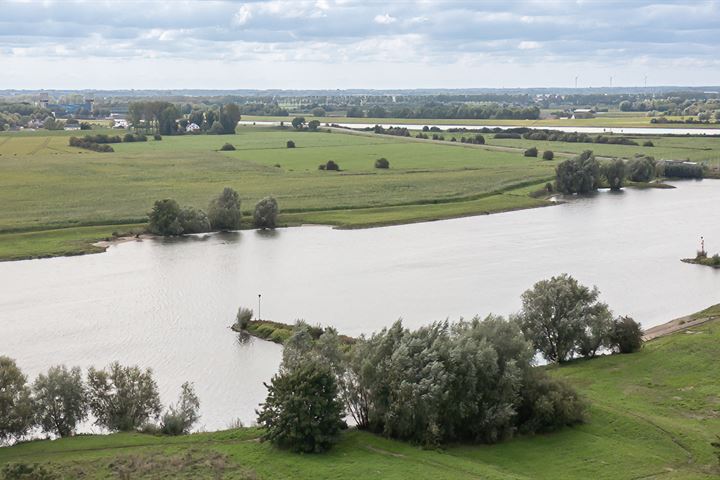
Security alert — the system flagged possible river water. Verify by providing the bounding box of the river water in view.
[238,120,720,136]
[1,180,719,431]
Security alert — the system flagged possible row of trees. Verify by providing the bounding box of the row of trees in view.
[257,274,642,453]
[523,130,639,146]
[344,103,541,120]
[0,359,199,443]
[555,151,704,194]
[148,188,279,236]
[130,102,241,136]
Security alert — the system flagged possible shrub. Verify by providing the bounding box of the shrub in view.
[524,147,538,157]
[253,196,279,229]
[374,157,390,169]
[160,382,200,435]
[148,199,183,236]
[68,136,115,152]
[1,463,59,480]
[86,363,162,431]
[542,150,554,160]
[318,164,326,170]
[208,187,241,231]
[220,143,236,151]
[0,356,34,443]
[555,150,600,194]
[32,365,87,438]
[643,140,654,147]
[628,156,655,182]
[123,133,147,142]
[494,132,521,139]
[235,307,254,330]
[611,316,643,354]
[603,158,626,190]
[286,140,295,148]
[257,360,343,453]
[516,370,587,434]
[209,121,225,135]
[308,120,320,131]
[178,207,210,234]
[325,160,340,171]
[154,134,162,141]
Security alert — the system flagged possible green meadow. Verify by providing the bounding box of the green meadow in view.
[2,309,718,479]
[0,127,557,260]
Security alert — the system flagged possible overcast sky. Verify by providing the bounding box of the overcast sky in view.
[1,0,718,90]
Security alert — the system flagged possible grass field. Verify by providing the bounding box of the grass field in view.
[242,114,720,129]
[0,127,558,260]
[2,307,718,479]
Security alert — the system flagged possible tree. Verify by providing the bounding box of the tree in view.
[219,103,241,134]
[234,307,253,330]
[157,104,180,135]
[86,363,162,431]
[178,207,211,234]
[555,150,600,194]
[619,100,632,112]
[291,117,305,130]
[208,121,225,135]
[307,120,321,131]
[253,196,279,229]
[374,158,390,169]
[311,107,326,117]
[516,274,612,363]
[257,360,344,453]
[160,382,200,435]
[542,150,554,160]
[611,316,643,353]
[627,156,655,182]
[32,366,87,438]
[524,147,538,157]
[286,140,295,148]
[603,158,626,190]
[577,307,614,358]
[346,106,364,117]
[208,187,241,231]
[148,199,183,236]
[0,357,34,443]
[324,160,340,171]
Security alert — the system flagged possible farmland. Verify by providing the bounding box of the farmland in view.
[0,127,557,260]
[1,307,719,479]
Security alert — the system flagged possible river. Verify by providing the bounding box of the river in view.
[1,180,719,431]
[238,120,720,136]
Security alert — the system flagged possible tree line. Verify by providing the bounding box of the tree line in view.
[255,274,643,453]
[0,359,199,444]
[148,188,279,236]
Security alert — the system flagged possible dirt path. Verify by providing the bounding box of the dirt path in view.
[643,312,718,341]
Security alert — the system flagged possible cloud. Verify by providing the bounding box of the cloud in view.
[0,0,718,88]
[374,13,397,25]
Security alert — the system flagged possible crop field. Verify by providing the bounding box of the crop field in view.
[2,310,718,479]
[0,127,557,260]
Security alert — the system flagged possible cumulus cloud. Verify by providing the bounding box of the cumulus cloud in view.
[374,13,397,25]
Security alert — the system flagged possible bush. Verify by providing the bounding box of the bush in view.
[516,370,587,434]
[235,307,253,330]
[611,316,643,354]
[208,187,241,231]
[0,356,34,443]
[286,140,295,148]
[68,136,115,152]
[524,147,538,157]
[542,150,554,160]
[318,164,326,170]
[178,207,210,234]
[325,160,340,171]
[209,121,225,135]
[628,156,655,182]
[494,132,521,139]
[374,157,389,169]
[1,463,59,480]
[220,143,236,151]
[253,196,279,229]
[32,365,87,438]
[160,382,200,435]
[308,120,320,131]
[154,134,162,141]
[257,360,343,453]
[148,199,183,236]
[603,158,626,190]
[86,363,162,431]
[123,133,147,142]
[643,140,654,147]
[555,150,600,194]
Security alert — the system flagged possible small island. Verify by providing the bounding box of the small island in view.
[231,307,355,345]
[682,239,720,268]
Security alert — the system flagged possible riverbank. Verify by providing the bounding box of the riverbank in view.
[681,255,720,268]
[3,305,718,479]
[232,319,356,346]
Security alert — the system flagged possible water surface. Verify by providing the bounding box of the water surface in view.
[1,180,719,430]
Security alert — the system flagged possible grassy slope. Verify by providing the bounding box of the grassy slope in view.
[242,114,720,129]
[0,127,556,260]
[2,312,718,479]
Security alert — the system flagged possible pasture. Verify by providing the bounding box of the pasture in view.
[0,127,557,260]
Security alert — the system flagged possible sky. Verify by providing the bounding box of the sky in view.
[0,0,719,90]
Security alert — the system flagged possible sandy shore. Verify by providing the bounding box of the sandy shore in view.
[643,310,718,341]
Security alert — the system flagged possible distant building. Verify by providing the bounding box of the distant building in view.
[64,123,81,131]
[113,119,129,129]
[186,122,200,133]
[572,108,595,119]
